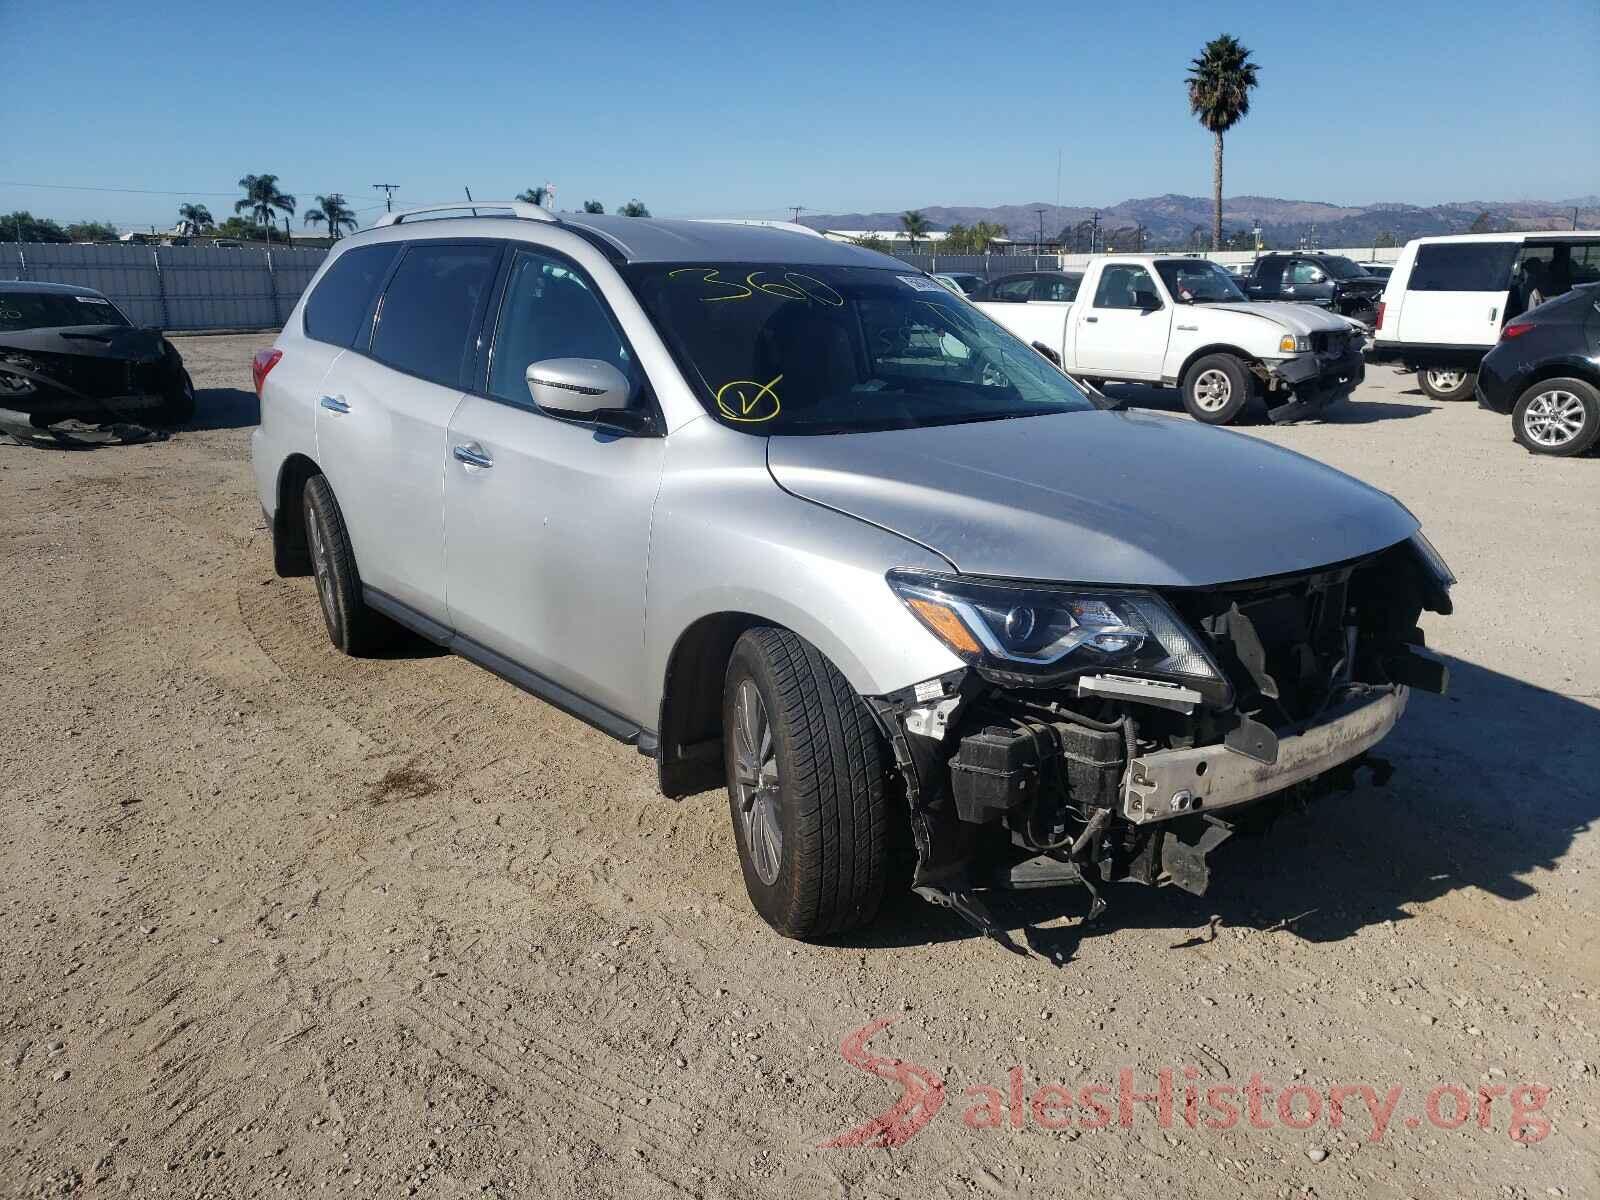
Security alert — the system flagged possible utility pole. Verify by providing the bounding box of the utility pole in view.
[1574,207,1581,231]
[1090,211,1100,255]
[789,205,804,224]
[1034,206,1046,254]
[373,183,399,213]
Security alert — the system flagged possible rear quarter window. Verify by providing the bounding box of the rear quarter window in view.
[1408,242,1518,292]
[369,243,502,388]
[303,244,401,347]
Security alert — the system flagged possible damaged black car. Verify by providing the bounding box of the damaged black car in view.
[0,282,194,428]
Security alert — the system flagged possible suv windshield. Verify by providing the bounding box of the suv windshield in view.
[0,291,131,332]
[1154,260,1247,304]
[1321,256,1369,280]
[627,264,1095,434]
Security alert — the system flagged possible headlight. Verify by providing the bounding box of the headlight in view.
[887,568,1228,695]
[1278,334,1312,354]
[1408,530,1456,589]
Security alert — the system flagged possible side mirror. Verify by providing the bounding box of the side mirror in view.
[525,358,633,418]
[1138,296,1164,313]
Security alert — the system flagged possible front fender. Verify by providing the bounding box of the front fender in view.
[642,419,962,722]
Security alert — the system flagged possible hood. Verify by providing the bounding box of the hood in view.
[767,410,1417,587]
[1200,302,1354,335]
[0,325,167,362]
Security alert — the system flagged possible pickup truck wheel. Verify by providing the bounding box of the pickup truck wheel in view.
[723,627,890,939]
[302,475,398,656]
[1512,378,1600,457]
[1418,368,1476,402]
[1182,354,1252,425]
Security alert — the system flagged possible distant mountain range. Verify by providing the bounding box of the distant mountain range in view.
[801,194,1599,249]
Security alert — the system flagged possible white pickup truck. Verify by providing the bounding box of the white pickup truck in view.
[975,255,1366,424]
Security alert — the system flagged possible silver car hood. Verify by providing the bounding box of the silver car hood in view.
[767,410,1417,587]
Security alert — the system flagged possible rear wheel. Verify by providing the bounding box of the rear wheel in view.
[1417,367,1476,402]
[1512,377,1600,457]
[302,475,397,655]
[1182,354,1253,425]
[723,628,890,939]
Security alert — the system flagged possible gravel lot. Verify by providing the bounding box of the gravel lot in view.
[2,333,1596,1199]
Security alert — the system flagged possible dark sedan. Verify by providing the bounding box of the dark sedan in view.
[1476,282,1600,456]
[970,271,1083,303]
[0,282,193,426]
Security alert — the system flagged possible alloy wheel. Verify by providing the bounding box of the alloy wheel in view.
[732,679,782,885]
[1521,389,1587,448]
[307,515,337,625]
[1425,369,1466,392]
[1193,368,1233,412]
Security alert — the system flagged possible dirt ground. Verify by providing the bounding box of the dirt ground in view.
[2,333,1596,1200]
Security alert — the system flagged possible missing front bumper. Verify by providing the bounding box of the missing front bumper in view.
[1122,685,1408,824]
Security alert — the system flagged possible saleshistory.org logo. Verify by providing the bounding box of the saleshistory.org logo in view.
[819,1018,1554,1150]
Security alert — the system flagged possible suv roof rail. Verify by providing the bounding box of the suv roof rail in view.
[373,201,557,228]
[688,218,823,238]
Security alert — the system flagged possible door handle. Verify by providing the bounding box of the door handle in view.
[319,395,350,414]
[1085,316,1099,323]
[452,443,493,469]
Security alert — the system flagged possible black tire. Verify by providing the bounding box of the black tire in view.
[723,627,890,939]
[1511,377,1600,457]
[1417,367,1476,402]
[151,369,196,426]
[1181,353,1253,425]
[301,475,396,655]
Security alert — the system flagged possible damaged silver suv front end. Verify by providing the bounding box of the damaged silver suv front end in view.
[866,532,1454,937]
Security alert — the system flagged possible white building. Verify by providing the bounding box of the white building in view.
[820,229,1016,254]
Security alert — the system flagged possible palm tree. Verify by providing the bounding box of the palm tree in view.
[582,200,605,214]
[516,187,549,207]
[970,221,1007,254]
[235,174,296,240]
[900,210,930,248]
[304,193,358,240]
[177,203,214,237]
[616,200,650,217]
[1186,34,1259,251]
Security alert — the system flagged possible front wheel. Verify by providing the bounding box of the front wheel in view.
[1181,354,1253,425]
[1417,367,1476,402]
[723,628,890,939]
[1512,377,1600,457]
[151,369,196,426]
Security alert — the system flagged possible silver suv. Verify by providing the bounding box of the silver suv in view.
[251,203,1455,942]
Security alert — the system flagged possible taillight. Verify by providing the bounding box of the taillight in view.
[1501,322,1534,340]
[252,348,283,396]
[1374,301,1385,331]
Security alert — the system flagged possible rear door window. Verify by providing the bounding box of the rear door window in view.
[1408,242,1518,292]
[1093,265,1158,309]
[369,243,502,387]
[303,244,401,347]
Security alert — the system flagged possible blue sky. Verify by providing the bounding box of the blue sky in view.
[5,0,1596,231]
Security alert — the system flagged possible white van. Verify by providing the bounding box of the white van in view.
[1368,231,1600,400]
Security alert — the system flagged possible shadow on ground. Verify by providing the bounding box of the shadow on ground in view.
[837,653,1600,959]
[184,387,260,432]
[1103,382,1434,424]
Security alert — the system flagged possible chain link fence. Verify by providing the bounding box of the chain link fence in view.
[2,242,328,331]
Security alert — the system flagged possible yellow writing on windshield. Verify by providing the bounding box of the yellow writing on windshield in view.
[715,374,783,423]
[667,268,844,307]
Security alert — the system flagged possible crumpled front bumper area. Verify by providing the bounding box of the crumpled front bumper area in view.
[1122,685,1406,824]
[1263,348,1366,421]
